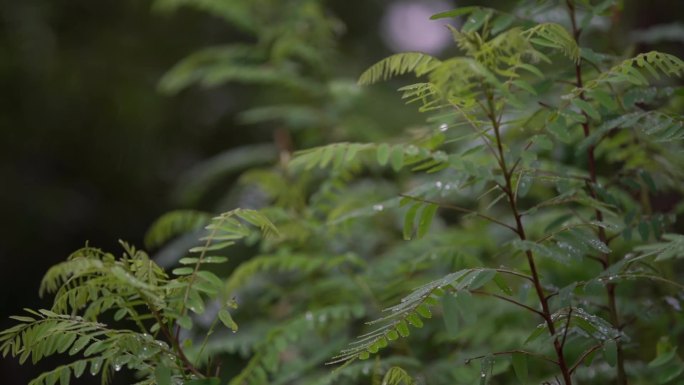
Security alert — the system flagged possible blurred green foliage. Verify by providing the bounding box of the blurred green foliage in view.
[1,0,683,384]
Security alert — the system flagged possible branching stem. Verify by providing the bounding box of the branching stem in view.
[470,290,544,318]
[465,349,558,365]
[399,194,517,233]
[494,268,534,283]
[483,86,573,384]
[149,306,204,378]
[569,336,622,375]
[566,1,627,383]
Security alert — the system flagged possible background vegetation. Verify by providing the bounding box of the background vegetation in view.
[1,0,683,384]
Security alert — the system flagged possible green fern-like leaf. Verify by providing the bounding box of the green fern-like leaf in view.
[153,0,256,33]
[526,307,621,345]
[289,141,449,173]
[381,366,417,385]
[523,23,580,63]
[1,313,170,385]
[578,111,684,154]
[229,304,366,385]
[40,245,168,319]
[358,52,442,86]
[145,210,212,249]
[225,253,352,295]
[158,44,321,94]
[587,51,684,88]
[328,268,492,365]
[308,357,420,385]
[634,233,684,261]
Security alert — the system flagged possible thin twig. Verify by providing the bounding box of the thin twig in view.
[483,83,574,384]
[495,268,534,283]
[560,307,573,350]
[399,194,518,233]
[465,349,558,365]
[470,290,545,318]
[569,336,622,374]
[566,0,627,382]
[449,101,502,167]
[149,306,204,378]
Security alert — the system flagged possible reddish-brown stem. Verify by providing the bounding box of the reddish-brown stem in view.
[485,89,573,385]
[470,290,545,318]
[465,349,558,365]
[566,1,627,384]
[569,336,622,375]
[150,306,204,378]
[495,268,534,283]
[560,307,572,350]
[399,193,518,233]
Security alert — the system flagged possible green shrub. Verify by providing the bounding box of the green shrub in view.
[3,1,683,384]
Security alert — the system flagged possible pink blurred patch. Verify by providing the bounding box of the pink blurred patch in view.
[381,1,455,54]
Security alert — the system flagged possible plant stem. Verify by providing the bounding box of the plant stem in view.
[149,306,204,378]
[399,194,517,233]
[483,89,573,384]
[566,1,627,383]
[465,349,558,365]
[470,290,545,317]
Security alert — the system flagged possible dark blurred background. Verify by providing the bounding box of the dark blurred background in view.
[0,0,681,383]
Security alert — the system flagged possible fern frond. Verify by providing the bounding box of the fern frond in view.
[523,23,580,63]
[328,268,493,365]
[191,209,279,256]
[1,312,171,385]
[158,43,321,94]
[289,142,373,171]
[174,144,278,205]
[162,63,321,95]
[381,366,417,385]
[153,0,255,33]
[145,210,211,249]
[398,82,443,111]
[27,358,101,385]
[427,57,511,106]
[358,52,442,85]
[586,51,684,88]
[634,233,684,261]
[309,357,420,385]
[39,245,168,317]
[166,208,279,330]
[526,307,622,344]
[578,111,684,155]
[225,253,351,295]
[289,141,449,173]
[229,304,366,385]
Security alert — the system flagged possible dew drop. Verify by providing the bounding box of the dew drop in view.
[114,364,122,372]
[665,296,681,311]
[405,145,419,155]
[373,204,384,212]
[435,181,443,189]
[439,123,449,132]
